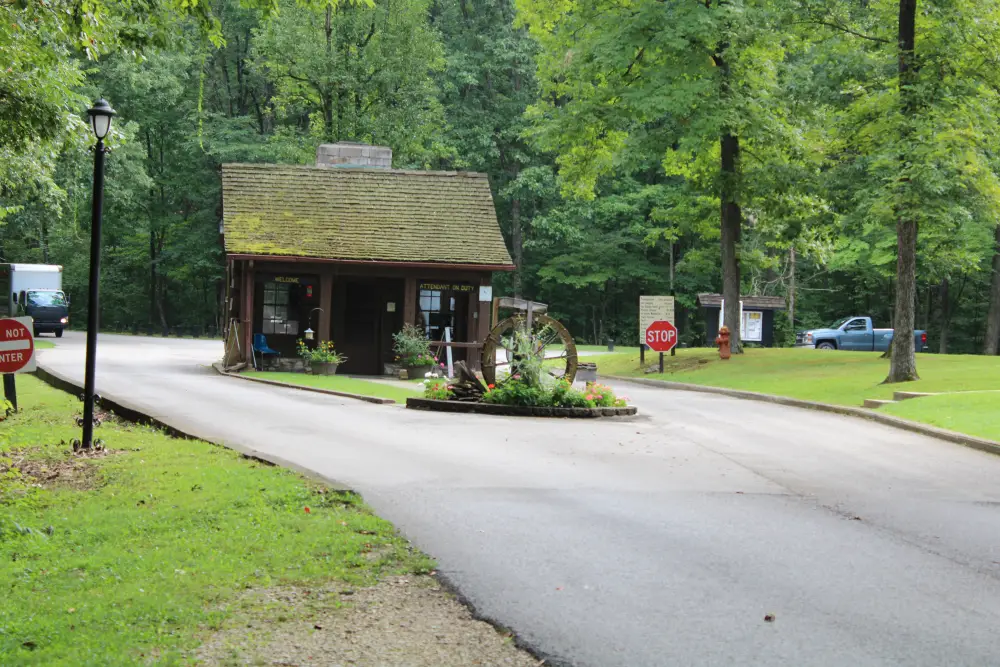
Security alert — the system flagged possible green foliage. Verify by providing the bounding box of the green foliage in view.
[482,378,549,406]
[296,339,346,364]
[392,324,436,367]
[2,0,1000,358]
[422,379,454,400]
[482,377,627,408]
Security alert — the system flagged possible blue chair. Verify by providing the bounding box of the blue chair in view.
[252,334,280,369]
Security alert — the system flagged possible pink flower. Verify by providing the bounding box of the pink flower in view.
[440,362,445,368]
[585,394,594,400]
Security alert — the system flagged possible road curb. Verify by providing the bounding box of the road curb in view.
[604,375,1000,458]
[212,363,397,405]
[33,362,353,491]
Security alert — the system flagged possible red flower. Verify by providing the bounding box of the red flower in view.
[304,507,311,513]
[487,383,495,389]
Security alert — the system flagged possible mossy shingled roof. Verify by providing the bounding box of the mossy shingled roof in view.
[222,164,513,267]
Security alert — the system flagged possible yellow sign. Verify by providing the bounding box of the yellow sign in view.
[273,276,301,284]
[420,282,475,292]
[639,296,676,344]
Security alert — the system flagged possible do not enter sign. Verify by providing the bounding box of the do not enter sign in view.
[0,317,36,374]
[645,320,678,353]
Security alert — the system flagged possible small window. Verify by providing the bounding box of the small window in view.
[846,319,867,331]
[418,288,452,340]
[262,283,298,335]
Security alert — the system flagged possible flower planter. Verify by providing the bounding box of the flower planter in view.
[311,362,340,376]
[402,365,434,379]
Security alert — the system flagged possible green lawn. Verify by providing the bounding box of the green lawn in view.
[0,376,432,665]
[244,371,421,403]
[33,339,55,349]
[881,392,1000,442]
[590,347,1000,407]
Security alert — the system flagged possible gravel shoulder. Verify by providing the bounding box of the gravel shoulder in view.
[196,575,538,666]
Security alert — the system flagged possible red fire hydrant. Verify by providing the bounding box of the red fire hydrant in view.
[715,326,732,360]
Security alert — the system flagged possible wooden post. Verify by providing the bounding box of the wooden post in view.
[403,276,417,326]
[319,272,333,342]
[659,352,664,374]
[242,260,254,366]
[640,344,645,366]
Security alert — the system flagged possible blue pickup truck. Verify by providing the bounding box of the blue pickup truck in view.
[795,316,928,352]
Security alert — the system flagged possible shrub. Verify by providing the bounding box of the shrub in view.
[393,324,437,367]
[584,382,628,408]
[296,339,346,364]
[550,378,593,408]
[423,379,454,400]
[482,379,549,406]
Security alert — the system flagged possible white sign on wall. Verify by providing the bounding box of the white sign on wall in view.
[717,300,764,342]
[743,311,763,342]
[639,296,675,345]
[479,285,493,303]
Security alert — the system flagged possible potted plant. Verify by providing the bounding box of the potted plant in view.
[297,339,346,375]
[392,323,441,378]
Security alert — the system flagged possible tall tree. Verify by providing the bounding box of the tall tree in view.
[252,0,447,164]
[434,0,540,295]
[517,0,794,353]
[986,225,1000,355]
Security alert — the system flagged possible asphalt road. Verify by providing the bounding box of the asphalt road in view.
[37,333,1000,667]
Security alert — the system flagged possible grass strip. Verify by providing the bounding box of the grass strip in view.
[0,376,432,665]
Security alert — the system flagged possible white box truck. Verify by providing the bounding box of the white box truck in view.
[0,264,70,337]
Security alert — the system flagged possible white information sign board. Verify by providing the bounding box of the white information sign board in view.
[742,311,763,342]
[639,296,675,346]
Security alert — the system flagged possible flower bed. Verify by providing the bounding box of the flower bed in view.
[413,376,636,418]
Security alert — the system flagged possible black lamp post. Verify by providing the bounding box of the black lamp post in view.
[80,99,115,449]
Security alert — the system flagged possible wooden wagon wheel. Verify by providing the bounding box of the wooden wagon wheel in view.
[481,313,578,387]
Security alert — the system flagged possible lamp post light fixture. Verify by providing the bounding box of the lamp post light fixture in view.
[305,307,323,342]
[79,98,115,450]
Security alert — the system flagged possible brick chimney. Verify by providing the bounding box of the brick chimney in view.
[316,142,393,169]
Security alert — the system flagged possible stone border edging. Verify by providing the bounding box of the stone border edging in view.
[33,363,353,491]
[605,375,1000,457]
[213,363,395,405]
[406,396,638,418]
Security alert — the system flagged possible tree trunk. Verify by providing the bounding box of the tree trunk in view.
[720,132,743,354]
[510,196,523,298]
[149,230,157,327]
[788,245,796,334]
[886,0,919,383]
[985,224,1000,355]
[886,218,919,381]
[938,278,949,355]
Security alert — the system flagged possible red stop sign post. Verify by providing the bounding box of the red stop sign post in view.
[0,317,36,412]
[645,320,677,373]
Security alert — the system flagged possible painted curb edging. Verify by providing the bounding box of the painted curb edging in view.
[34,363,353,491]
[406,396,638,418]
[212,363,396,405]
[604,375,1000,457]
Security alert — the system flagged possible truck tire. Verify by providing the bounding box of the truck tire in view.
[817,341,836,350]
[55,329,63,338]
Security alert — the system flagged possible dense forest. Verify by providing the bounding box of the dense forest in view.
[2,0,1000,369]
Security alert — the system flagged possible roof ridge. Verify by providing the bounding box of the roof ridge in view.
[222,163,489,179]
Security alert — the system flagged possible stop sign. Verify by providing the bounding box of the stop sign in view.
[645,320,678,353]
[0,318,35,374]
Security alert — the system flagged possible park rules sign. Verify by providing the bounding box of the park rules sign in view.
[0,317,36,374]
[639,296,675,346]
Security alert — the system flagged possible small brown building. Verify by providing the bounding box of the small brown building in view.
[222,143,514,373]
